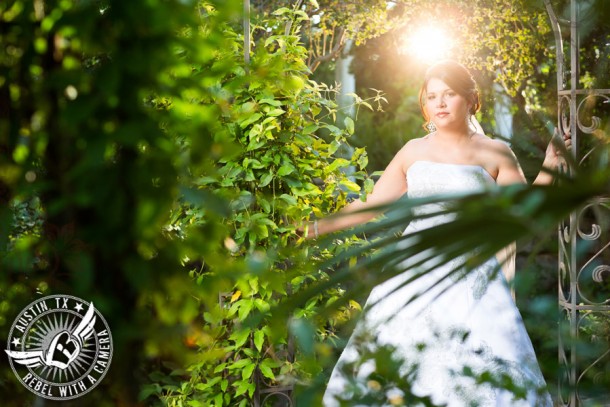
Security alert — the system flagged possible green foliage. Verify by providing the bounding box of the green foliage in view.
[1,0,609,405]
[140,4,376,406]
[0,0,379,404]
[350,93,421,172]
[460,0,551,96]
[0,0,244,403]
[326,330,436,407]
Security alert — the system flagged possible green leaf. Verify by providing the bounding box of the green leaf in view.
[234,380,249,397]
[302,124,318,135]
[229,329,250,348]
[357,153,368,170]
[344,116,355,135]
[238,300,254,321]
[180,187,229,217]
[138,383,162,401]
[254,329,265,352]
[242,362,256,380]
[258,197,271,213]
[327,158,350,172]
[196,176,218,185]
[248,123,263,138]
[340,179,361,193]
[254,298,271,312]
[244,158,264,169]
[234,380,256,398]
[266,108,285,117]
[272,7,291,15]
[259,359,276,381]
[12,145,29,164]
[261,116,278,126]
[229,358,251,370]
[277,164,295,176]
[195,376,221,391]
[290,318,315,356]
[247,138,266,151]
[360,101,373,110]
[329,139,341,155]
[258,98,282,107]
[239,113,262,128]
[325,124,341,135]
[244,169,256,181]
[364,178,375,194]
[278,194,297,206]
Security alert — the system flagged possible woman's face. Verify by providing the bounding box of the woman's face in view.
[425,78,471,130]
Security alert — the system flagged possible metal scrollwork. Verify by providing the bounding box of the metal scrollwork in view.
[592,265,610,284]
[577,93,610,134]
[261,391,294,406]
[576,204,603,240]
[559,94,573,136]
[558,260,570,303]
[562,224,571,243]
[545,0,610,404]
[576,238,610,305]
[579,224,602,240]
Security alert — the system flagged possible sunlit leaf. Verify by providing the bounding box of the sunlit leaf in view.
[254,329,265,352]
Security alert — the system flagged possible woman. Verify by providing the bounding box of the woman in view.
[307,61,570,406]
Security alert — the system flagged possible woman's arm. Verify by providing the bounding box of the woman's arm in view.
[532,130,572,185]
[495,130,571,186]
[303,144,410,239]
[494,142,527,186]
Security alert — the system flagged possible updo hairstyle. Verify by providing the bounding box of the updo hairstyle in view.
[418,60,481,126]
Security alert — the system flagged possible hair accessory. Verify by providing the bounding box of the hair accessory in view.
[426,121,437,133]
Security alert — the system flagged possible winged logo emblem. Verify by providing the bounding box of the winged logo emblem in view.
[5,303,97,370]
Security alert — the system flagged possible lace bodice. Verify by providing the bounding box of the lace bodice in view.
[407,160,495,198]
[406,161,495,222]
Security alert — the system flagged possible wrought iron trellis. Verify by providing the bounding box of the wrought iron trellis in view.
[544,0,610,405]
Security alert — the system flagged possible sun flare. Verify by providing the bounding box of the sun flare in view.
[403,26,454,63]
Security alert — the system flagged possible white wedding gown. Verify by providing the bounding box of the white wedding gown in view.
[323,161,552,406]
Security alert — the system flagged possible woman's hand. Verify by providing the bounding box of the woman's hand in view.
[295,220,316,240]
[543,128,572,169]
[532,128,572,185]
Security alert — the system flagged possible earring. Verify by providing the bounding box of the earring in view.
[426,121,437,133]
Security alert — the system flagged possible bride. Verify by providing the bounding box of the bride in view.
[304,60,570,406]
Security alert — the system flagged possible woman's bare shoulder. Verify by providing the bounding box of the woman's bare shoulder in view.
[471,133,508,147]
[471,134,517,162]
[397,135,430,170]
[403,134,431,151]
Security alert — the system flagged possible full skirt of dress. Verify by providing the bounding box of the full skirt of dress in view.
[322,161,552,406]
